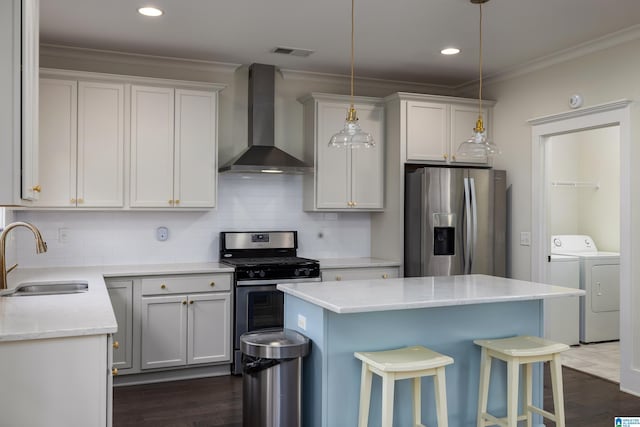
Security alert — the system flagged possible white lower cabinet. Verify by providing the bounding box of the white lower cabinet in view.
[141,292,231,370]
[321,266,400,282]
[106,279,133,370]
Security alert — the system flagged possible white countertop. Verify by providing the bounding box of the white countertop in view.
[277,274,585,314]
[0,262,233,342]
[318,257,401,269]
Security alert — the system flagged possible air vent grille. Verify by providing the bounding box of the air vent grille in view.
[271,46,314,57]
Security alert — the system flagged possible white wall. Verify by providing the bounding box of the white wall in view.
[13,174,371,267]
[548,126,620,251]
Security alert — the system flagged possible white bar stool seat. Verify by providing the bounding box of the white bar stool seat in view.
[474,335,569,427]
[354,345,454,427]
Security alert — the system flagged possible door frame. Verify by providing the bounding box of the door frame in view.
[528,99,635,393]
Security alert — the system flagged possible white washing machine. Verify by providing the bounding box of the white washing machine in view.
[545,254,580,345]
[551,235,620,343]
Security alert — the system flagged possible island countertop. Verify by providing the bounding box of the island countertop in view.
[277,274,584,314]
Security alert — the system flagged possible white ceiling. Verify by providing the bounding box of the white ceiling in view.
[40,0,640,87]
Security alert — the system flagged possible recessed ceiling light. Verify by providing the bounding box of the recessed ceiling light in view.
[441,47,461,55]
[138,7,163,17]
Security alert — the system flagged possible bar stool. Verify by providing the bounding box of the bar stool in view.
[354,345,454,427]
[474,335,569,427]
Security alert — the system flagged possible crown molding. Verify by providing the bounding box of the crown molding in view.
[455,23,640,94]
[40,44,242,74]
[279,68,454,96]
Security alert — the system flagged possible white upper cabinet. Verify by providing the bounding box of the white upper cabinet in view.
[35,76,124,208]
[0,0,39,205]
[131,85,219,209]
[301,93,384,211]
[388,93,494,166]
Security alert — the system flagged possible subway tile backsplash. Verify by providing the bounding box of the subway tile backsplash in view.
[14,174,371,267]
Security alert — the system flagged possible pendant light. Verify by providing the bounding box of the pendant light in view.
[456,0,501,159]
[328,0,374,149]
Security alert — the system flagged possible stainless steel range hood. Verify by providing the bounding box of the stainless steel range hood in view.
[219,63,311,174]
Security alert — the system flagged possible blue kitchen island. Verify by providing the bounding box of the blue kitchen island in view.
[278,274,583,427]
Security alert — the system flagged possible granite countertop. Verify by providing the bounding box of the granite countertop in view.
[277,274,585,314]
[318,257,401,269]
[0,262,233,342]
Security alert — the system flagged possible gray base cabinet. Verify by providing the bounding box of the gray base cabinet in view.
[321,266,400,282]
[106,279,133,370]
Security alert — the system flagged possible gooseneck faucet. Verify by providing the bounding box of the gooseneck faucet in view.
[0,222,47,290]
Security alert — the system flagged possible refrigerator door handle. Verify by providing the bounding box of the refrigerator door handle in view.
[470,177,478,273]
[463,177,472,274]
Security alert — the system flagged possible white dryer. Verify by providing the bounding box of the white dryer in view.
[551,235,620,343]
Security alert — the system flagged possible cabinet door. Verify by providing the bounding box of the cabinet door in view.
[106,280,133,370]
[405,101,448,162]
[174,89,217,208]
[20,0,39,201]
[187,293,231,365]
[351,104,384,209]
[450,104,489,165]
[130,85,175,208]
[77,81,125,207]
[141,295,187,369]
[316,102,350,208]
[34,78,77,207]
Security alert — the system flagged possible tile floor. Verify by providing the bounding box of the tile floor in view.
[561,340,620,383]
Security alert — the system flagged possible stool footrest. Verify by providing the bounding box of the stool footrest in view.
[528,405,557,422]
[481,412,528,427]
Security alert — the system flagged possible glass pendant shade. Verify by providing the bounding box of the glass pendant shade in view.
[457,116,501,159]
[329,107,374,148]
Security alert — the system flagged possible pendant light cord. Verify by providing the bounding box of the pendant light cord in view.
[350,0,355,109]
[478,2,483,117]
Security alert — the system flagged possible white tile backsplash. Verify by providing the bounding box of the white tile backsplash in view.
[13,174,371,267]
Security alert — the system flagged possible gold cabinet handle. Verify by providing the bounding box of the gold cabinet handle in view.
[382,274,389,279]
[452,155,457,161]
[71,198,76,204]
[335,275,342,281]
[113,341,120,349]
[160,284,166,289]
[32,185,41,193]
[352,201,357,207]
[174,200,180,205]
[182,300,187,305]
[210,281,215,287]
[112,368,118,376]
[77,198,84,204]
[346,201,352,207]
[169,200,174,205]
[189,300,194,305]
[443,153,448,159]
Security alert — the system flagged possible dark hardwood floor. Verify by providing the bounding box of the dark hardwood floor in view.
[114,366,640,426]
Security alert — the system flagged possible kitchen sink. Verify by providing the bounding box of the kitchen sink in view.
[0,280,89,297]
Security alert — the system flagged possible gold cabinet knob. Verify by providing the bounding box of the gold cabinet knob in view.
[77,198,84,204]
[382,274,389,279]
[189,300,194,305]
[443,153,448,159]
[335,276,342,281]
[70,198,76,204]
[112,368,118,376]
[182,300,187,305]
[32,185,41,192]
[160,284,166,289]
[169,200,174,205]
[174,200,180,205]
[346,201,351,207]
[113,341,120,349]
[210,282,215,287]
[452,155,457,161]
[352,201,357,207]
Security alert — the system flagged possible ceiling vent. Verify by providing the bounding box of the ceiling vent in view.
[271,46,314,57]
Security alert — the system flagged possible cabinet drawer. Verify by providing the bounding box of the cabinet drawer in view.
[141,274,231,295]
[322,267,399,282]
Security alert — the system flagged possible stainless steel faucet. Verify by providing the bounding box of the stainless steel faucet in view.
[0,222,47,290]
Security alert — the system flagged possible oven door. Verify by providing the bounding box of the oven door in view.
[233,284,284,373]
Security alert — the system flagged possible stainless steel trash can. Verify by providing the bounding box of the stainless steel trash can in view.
[241,328,310,427]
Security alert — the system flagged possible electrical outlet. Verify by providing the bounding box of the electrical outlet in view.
[297,314,307,331]
[520,231,531,246]
[58,228,70,244]
[156,226,169,242]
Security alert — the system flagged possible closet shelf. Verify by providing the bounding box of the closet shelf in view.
[551,181,600,189]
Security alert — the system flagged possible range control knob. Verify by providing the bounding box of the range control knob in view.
[259,270,266,278]
[248,271,255,278]
[294,269,301,276]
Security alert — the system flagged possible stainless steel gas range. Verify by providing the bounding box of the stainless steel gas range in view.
[219,231,320,374]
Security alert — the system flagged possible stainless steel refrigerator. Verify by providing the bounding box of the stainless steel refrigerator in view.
[404,167,506,277]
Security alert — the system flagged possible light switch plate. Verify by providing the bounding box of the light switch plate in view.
[297,314,307,330]
[156,226,169,242]
[520,231,531,246]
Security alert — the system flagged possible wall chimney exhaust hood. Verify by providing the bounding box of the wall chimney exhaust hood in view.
[219,63,311,174]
